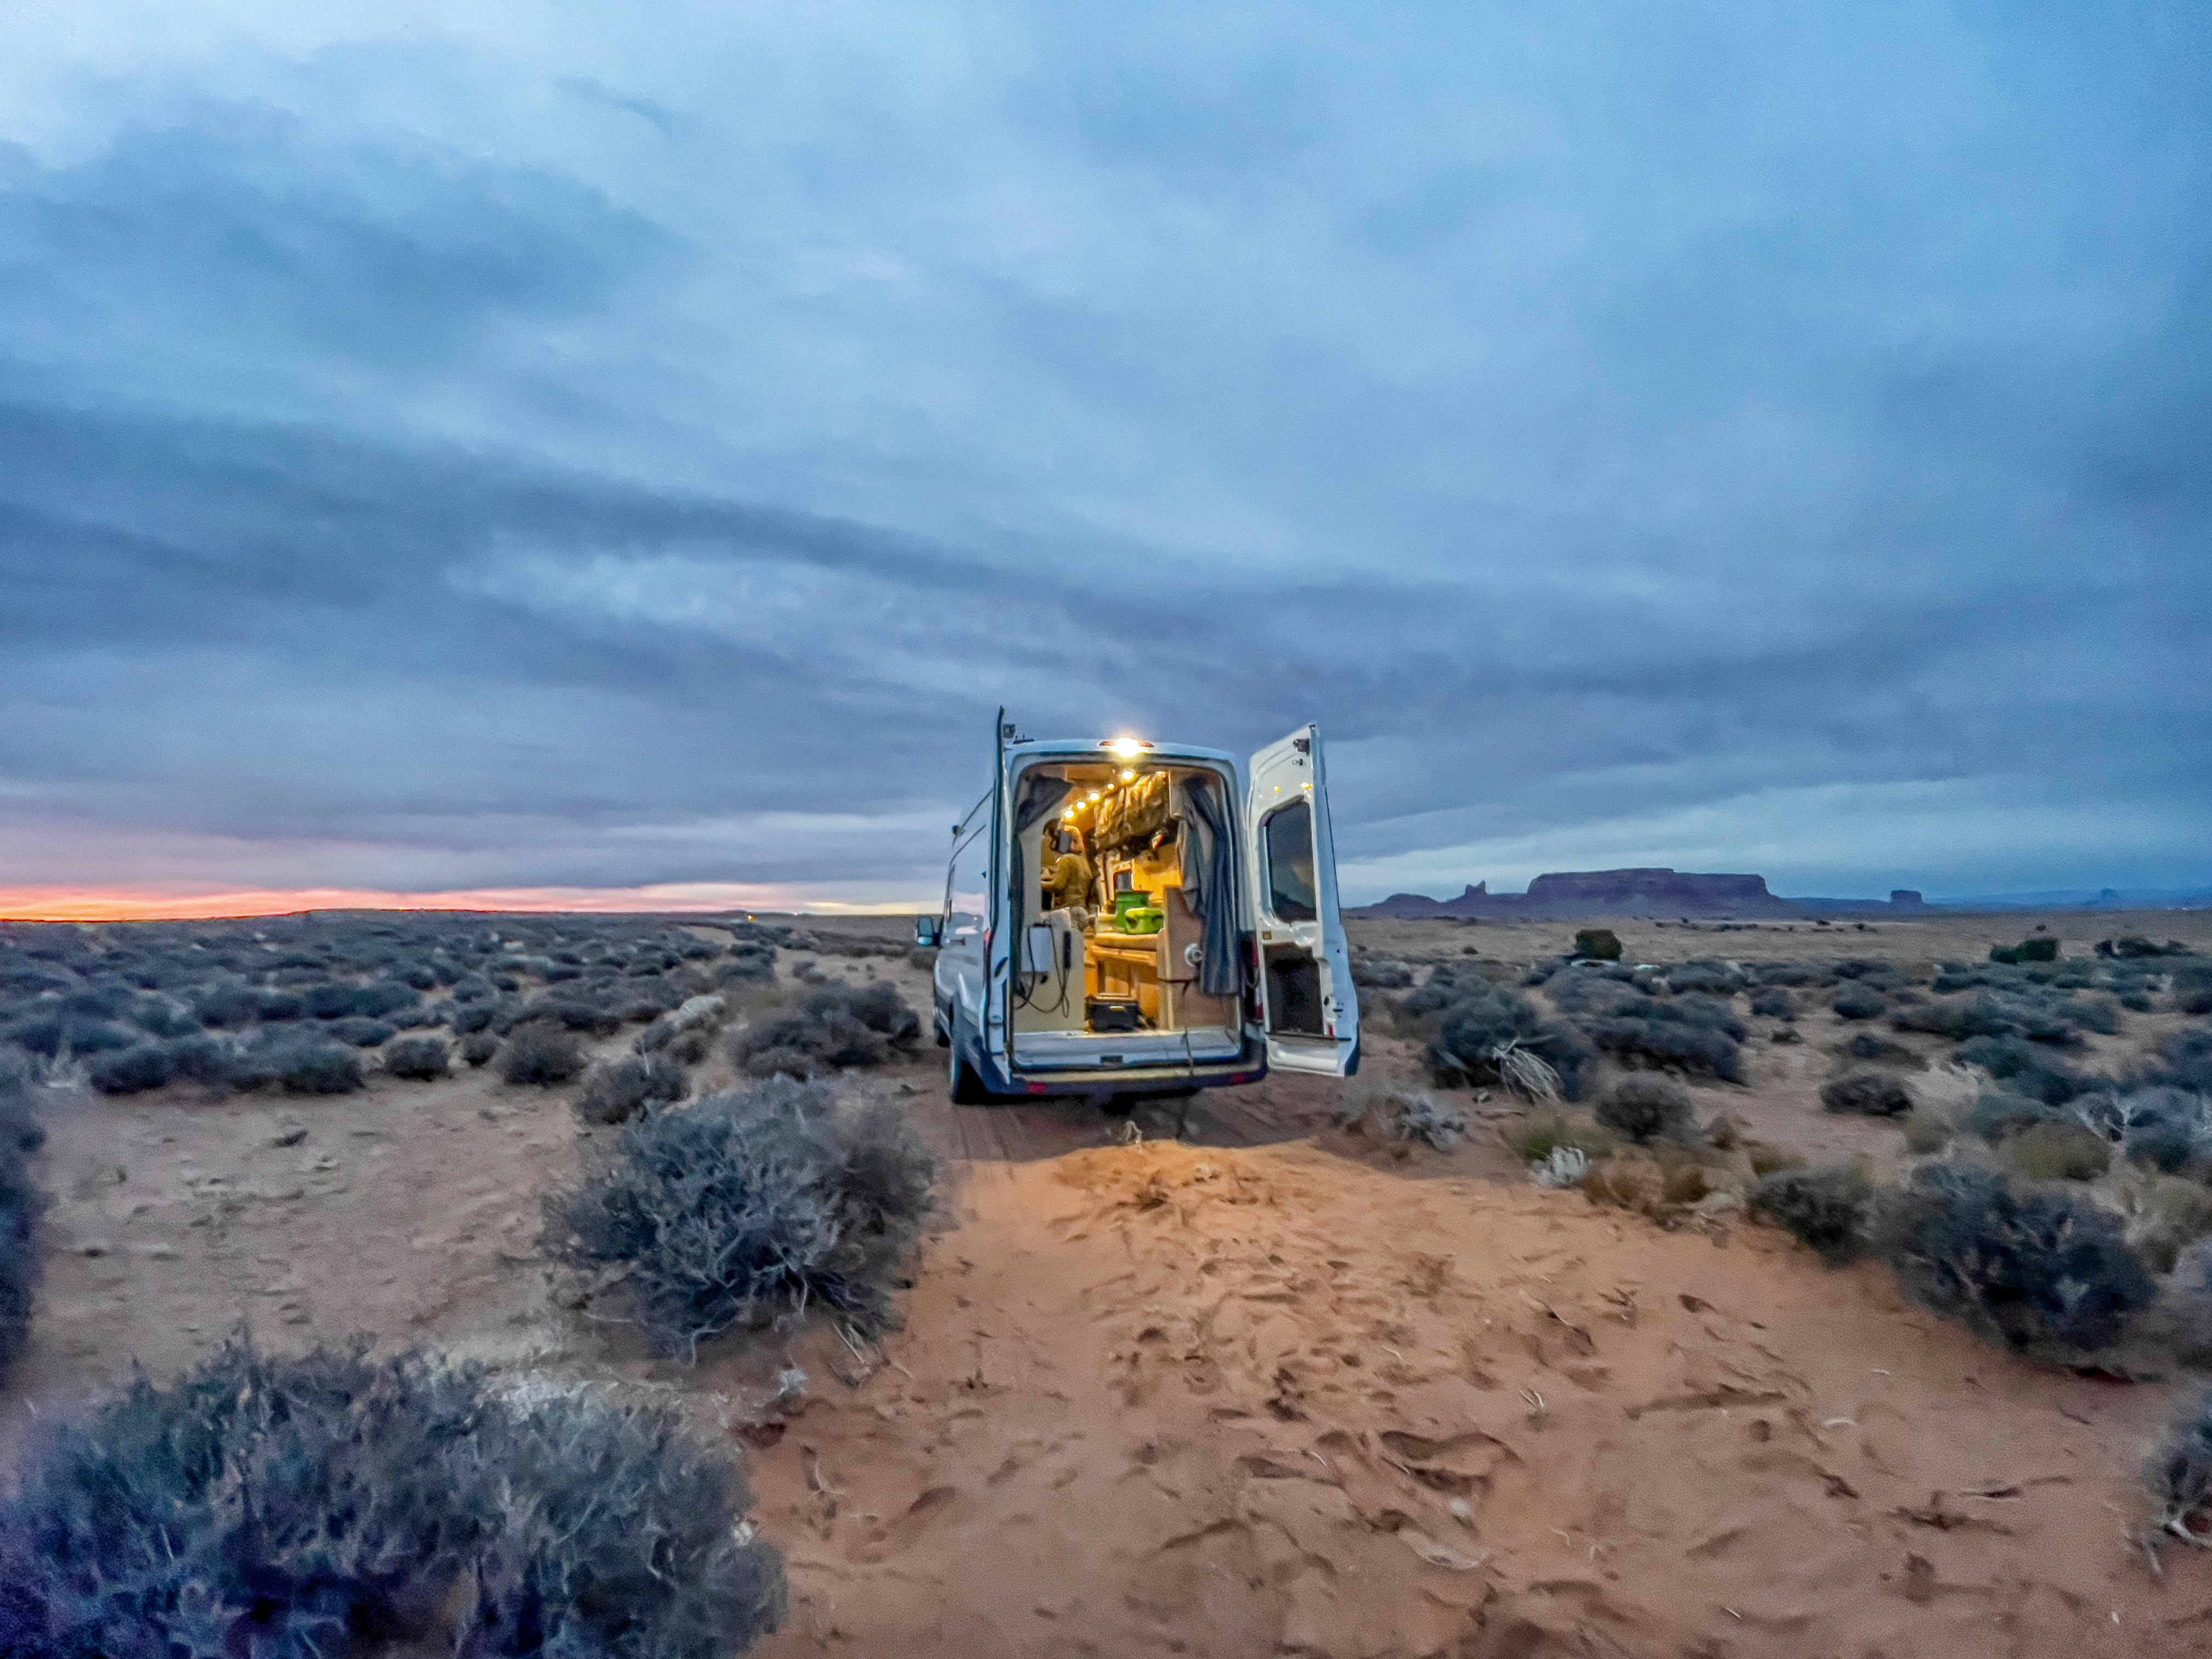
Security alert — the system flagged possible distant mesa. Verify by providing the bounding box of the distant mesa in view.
[1349,868,1932,922]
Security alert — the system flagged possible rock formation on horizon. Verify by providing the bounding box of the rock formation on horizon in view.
[1352,867,1801,921]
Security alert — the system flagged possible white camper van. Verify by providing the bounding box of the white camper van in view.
[915,719,1359,1105]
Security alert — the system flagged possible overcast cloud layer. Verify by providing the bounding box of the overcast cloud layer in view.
[3,2,2208,910]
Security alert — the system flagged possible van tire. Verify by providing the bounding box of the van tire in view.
[949,1025,992,1105]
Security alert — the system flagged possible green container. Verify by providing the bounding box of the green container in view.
[1124,907,1164,935]
[1113,891,1152,923]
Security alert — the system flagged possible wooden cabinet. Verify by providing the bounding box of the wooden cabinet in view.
[1085,888,1236,1032]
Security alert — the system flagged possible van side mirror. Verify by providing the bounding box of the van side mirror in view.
[913,915,944,949]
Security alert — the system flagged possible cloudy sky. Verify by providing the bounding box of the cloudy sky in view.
[3,2,2207,916]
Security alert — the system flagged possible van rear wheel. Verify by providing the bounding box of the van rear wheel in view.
[948,1026,992,1105]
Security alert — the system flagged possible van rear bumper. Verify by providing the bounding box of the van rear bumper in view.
[991,1030,1267,1097]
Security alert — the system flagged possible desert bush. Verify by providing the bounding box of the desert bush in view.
[544,1077,937,1355]
[383,1035,450,1081]
[728,984,919,1081]
[1510,1110,1616,1165]
[449,999,499,1034]
[1752,1165,1874,1264]
[1582,996,1745,1082]
[1900,1111,1954,1155]
[1820,1069,1913,1118]
[1664,961,1751,996]
[716,944,777,987]
[1832,984,1887,1022]
[524,989,628,1038]
[2172,964,2212,1017]
[2121,1176,2212,1274]
[1844,1032,1923,1068]
[1873,1163,2157,1359]
[1965,1088,2063,1144]
[125,995,200,1039]
[1528,1144,1589,1188]
[578,1056,689,1126]
[1754,962,1831,988]
[0,1055,46,1377]
[501,1020,587,1087]
[0,1339,785,1657]
[1594,1075,1695,1144]
[1427,983,1593,1100]
[324,1015,397,1048]
[1582,1142,1717,1219]
[2149,1387,2212,1549]
[2155,1029,2212,1095]
[1748,988,1795,1019]
[2,1015,139,1059]
[460,1030,500,1067]
[280,1042,365,1095]
[2005,1120,2111,1182]
[1955,1035,2084,1104]
[1357,1084,1468,1150]
[1351,955,1415,989]
[160,1032,234,1086]
[1573,929,1623,961]
[88,1043,173,1096]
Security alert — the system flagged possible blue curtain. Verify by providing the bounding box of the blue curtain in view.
[1178,774,1242,998]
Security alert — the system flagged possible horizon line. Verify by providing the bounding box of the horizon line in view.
[0,885,928,923]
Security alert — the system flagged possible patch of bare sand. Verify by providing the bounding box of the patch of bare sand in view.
[744,1138,2211,1658]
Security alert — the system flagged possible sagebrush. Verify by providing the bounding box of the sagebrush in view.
[0,1339,784,1657]
[545,1077,938,1356]
[1874,1163,2156,1359]
[1752,1164,1873,1264]
[0,1052,46,1377]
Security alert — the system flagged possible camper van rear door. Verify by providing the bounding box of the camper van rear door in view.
[1246,724,1359,1077]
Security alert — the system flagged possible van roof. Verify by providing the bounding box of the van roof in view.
[1006,738,1240,768]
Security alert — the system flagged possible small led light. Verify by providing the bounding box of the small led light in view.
[1118,769,1136,783]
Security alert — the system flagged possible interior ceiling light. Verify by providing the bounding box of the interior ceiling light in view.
[1118,769,1136,783]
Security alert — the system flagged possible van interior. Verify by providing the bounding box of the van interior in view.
[1008,761,1244,1047]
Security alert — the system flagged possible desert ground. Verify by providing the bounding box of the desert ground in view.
[6,906,2212,1657]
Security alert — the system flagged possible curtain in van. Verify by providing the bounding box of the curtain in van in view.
[1009,774,1074,929]
[1177,774,1242,998]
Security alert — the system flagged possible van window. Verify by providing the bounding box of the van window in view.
[1262,800,1317,922]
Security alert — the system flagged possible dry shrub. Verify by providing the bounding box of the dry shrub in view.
[1511,1110,1616,1165]
[459,1030,499,1067]
[500,1020,586,1087]
[1594,1075,1694,1144]
[1752,1164,1874,1264]
[1900,1111,1954,1155]
[0,1053,46,1378]
[0,1339,784,1657]
[382,1035,449,1081]
[1874,1163,2157,1360]
[578,1056,688,1126]
[2149,1387,2212,1549]
[727,984,918,1082]
[1746,1140,1806,1178]
[1820,1069,1912,1117]
[544,1077,937,1356]
[2122,1175,2212,1274]
[1583,1144,1720,1222]
[2004,1120,2111,1182]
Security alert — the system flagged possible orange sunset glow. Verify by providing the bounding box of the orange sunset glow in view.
[0,885,914,923]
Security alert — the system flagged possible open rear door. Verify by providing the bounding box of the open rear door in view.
[1245,724,1359,1076]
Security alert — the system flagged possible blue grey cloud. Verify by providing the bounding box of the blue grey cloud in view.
[1,2,2207,905]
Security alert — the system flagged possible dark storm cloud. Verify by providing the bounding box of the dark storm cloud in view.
[2,3,2209,903]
